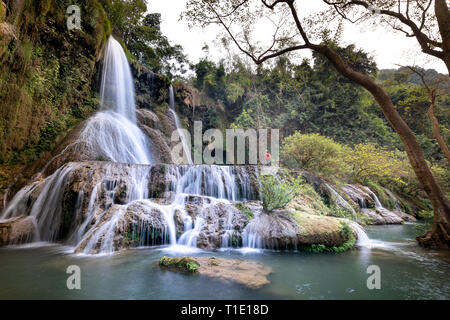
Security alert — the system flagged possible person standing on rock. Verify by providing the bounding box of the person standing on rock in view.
[265,150,271,166]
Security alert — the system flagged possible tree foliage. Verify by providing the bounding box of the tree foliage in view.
[281,132,351,181]
[100,0,187,76]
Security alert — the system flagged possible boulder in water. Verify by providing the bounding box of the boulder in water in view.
[0,216,36,246]
[158,256,272,289]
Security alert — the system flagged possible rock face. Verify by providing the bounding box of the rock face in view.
[136,108,174,163]
[360,208,404,225]
[159,256,272,289]
[0,216,36,246]
[301,171,416,225]
[241,201,352,249]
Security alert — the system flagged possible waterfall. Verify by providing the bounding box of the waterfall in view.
[364,187,383,209]
[0,36,262,254]
[325,183,356,216]
[100,36,137,120]
[81,36,153,164]
[348,221,370,246]
[169,85,193,164]
[1,163,81,241]
[157,165,251,253]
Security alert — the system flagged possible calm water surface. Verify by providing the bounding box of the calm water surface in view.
[0,223,449,299]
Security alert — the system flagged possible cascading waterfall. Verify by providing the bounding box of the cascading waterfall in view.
[0,35,261,254]
[157,165,254,252]
[347,221,370,246]
[363,187,383,209]
[81,36,154,164]
[168,85,193,165]
[1,36,154,244]
[325,183,356,216]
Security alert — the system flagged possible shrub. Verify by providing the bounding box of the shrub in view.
[348,143,406,184]
[259,173,302,212]
[281,132,351,181]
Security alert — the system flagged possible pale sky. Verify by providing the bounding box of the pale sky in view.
[149,0,447,74]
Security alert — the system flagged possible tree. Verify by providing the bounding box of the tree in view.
[281,132,351,180]
[100,0,187,76]
[349,143,406,184]
[321,0,450,74]
[406,66,450,163]
[184,0,450,248]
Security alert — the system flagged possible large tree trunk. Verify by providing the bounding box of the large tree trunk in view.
[435,0,450,74]
[313,44,450,249]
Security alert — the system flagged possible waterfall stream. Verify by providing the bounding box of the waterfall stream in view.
[363,187,383,209]
[169,85,193,165]
[82,36,154,164]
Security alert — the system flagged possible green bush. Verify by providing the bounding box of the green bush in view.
[281,132,351,181]
[259,173,302,212]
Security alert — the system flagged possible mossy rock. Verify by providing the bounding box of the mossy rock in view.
[159,256,200,273]
[292,211,355,252]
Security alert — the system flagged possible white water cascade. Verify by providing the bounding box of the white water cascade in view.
[1,36,154,243]
[364,187,383,209]
[168,85,193,164]
[158,165,251,253]
[347,221,370,246]
[81,36,153,164]
[325,183,357,216]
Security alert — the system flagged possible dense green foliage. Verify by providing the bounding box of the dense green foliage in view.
[259,174,302,212]
[281,132,351,181]
[0,0,110,164]
[188,48,449,211]
[100,0,187,76]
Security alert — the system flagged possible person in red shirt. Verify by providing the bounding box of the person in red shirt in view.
[265,150,271,166]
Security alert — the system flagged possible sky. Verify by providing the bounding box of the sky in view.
[149,0,447,73]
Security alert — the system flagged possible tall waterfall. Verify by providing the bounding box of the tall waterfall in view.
[81,36,153,164]
[168,85,193,165]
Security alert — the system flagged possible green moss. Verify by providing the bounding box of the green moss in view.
[295,217,356,253]
[159,256,200,273]
[207,257,222,266]
[0,0,108,165]
[235,203,253,220]
[231,235,238,247]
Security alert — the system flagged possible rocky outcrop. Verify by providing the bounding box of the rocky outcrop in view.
[300,171,416,225]
[136,108,174,163]
[242,201,352,249]
[360,208,403,225]
[159,256,272,289]
[0,215,36,246]
[131,63,169,110]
